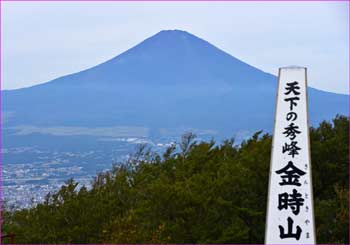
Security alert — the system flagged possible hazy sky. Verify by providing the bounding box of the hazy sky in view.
[2,1,349,94]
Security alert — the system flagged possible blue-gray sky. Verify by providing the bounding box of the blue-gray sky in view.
[2,1,349,94]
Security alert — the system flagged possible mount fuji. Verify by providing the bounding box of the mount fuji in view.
[3,30,348,139]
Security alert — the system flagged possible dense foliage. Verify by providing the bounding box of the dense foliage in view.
[2,116,349,244]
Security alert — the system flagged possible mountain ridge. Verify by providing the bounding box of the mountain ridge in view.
[4,30,347,95]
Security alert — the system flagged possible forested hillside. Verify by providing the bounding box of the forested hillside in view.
[2,115,349,244]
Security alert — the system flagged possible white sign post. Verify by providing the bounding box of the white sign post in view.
[265,67,316,244]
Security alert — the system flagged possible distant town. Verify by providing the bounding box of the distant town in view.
[2,136,180,208]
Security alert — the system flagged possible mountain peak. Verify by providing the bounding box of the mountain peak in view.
[140,29,202,46]
[157,29,190,34]
[155,29,194,37]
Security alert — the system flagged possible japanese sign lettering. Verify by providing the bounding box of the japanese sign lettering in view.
[265,67,316,244]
